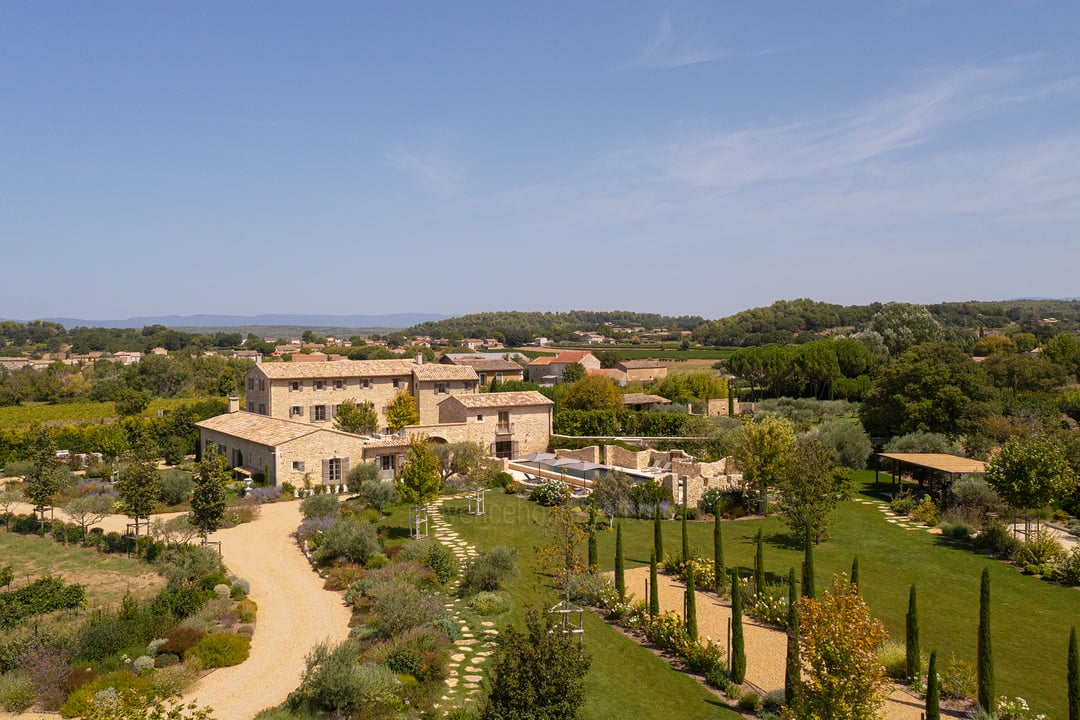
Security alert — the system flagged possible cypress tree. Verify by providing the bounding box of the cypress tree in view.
[685,563,698,641]
[587,532,598,569]
[649,550,660,618]
[654,503,664,561]
[977,567,994,714]
[731,570,746,683]
[802,530,816,599]
[784,567,800,707]
[681,502,689,561]
[906,585,920,682]
[755,528,766,597]
[1069,626,1079,720]
[926,650,940,720]
[850,556,860,593]
[614,522,625,602]
[713,512,725,595]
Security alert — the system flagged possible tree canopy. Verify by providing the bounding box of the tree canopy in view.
[562,376,623,412]
[985,435,1075,517]
[333,399,378,435]
[733,415,795,515]
[396,438,442,506]
[859,343,994,439]
[385,391,419,432]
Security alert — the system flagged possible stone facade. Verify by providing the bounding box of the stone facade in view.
[245,360,415,431]
[197,413,370,488]
[436,391,553,458]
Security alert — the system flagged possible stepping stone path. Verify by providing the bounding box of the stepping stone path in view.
[852,497,927,531]
[429,496,500,715]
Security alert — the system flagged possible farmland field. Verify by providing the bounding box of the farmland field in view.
[0,397,223,429]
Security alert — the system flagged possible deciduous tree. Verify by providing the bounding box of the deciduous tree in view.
[64,494,114,539]
[795,575,890,720]
[385,390,418,432]
[733,415,795,515]
[482,608,591,720]
[562,375,622,412]
[116,453,160,537]
[396,437,442,507]
[333,399,378,435]
[986,435,1075,532]
[23,429,65,530]
[432,441,487,484]
[190,444,228,540]
[591,469,633,527]
[776,435,847,543]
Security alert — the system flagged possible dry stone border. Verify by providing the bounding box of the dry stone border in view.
[428,496,499,715]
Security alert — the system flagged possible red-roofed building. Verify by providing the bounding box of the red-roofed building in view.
[527,351,601,385]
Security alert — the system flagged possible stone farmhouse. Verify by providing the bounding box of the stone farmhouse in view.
[438,354,525,385]
[197,358,553,487]
[527,350,601,385]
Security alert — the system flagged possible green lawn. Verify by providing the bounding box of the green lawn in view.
[441,493,742,720]
[443,475,1078,718]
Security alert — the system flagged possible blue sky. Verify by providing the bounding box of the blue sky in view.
[2,2,1079,321]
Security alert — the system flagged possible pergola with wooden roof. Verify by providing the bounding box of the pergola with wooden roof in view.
[875,452,986,494]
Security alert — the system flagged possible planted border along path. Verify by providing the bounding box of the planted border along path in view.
[428,496,498,715]
[2,500,352,720]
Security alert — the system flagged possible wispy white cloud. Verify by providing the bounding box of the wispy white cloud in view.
[621,56,1079,192]
[618,11,782,71]
[386,149,466,199]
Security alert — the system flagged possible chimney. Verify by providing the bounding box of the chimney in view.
[228,396,240,413]
[415,352,423,365]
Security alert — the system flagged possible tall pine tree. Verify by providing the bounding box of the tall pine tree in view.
[802,529,816,599]
[713,512,725,595]
[731,570,746,683]
[1069,626,1079,720]
[785,567,800,707]
[754,528,766,597]
[614,522,626,602]
[649,550,660,618]
[977,567,994,714]
[906,585,920,682]
[685,564,698,642]
[654,503,664,561]
[926,650,940,720]
[681,501,689,561]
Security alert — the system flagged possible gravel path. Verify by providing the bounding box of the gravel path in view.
[182,500,352,718]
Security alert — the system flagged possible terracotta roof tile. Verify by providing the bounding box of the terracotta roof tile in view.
[412,364,479,382]
[443,391,554,409]
[254,359,415,379]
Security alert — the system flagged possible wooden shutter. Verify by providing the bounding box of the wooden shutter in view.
[341,457,350,479]
[322,459,330,483]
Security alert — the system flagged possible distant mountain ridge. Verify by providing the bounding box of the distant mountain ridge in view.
[20,313,451,330]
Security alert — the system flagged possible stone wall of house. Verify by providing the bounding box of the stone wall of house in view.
[264,374,412,430]
[429,403,552,457]
[414,380,479,425]
[199,425,371,488]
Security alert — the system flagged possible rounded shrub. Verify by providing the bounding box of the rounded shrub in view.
[154,653,180,668]
[237,599,258,623]
[186,633,250,668]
